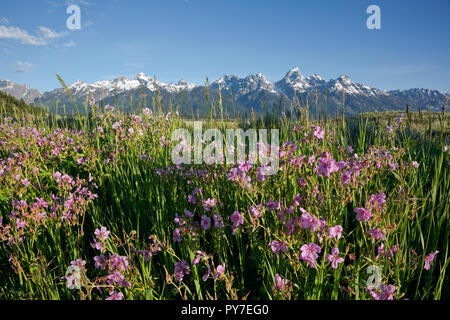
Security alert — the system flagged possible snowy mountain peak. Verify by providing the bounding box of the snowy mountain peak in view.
[213,75,240,87]
[219,74,240,81]
[308,73,326,82]
[0,80,40,104]
[68,80,89,93]
[69,80,86,87]
[135,73,155,84]
[0,80,13,86]
[328,74,384,97]
[212,73,275,95]
[247,72,270,83]
[276,67,311,93]
[285,66,304,79]
[163,79,197,93]
[287,66,301,74]
[3,67,447,115]
[337,74,352,84]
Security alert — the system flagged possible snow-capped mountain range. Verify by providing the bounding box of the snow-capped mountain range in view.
[0,80,40,104]
[1,67,447,116]
[52,73,198,100]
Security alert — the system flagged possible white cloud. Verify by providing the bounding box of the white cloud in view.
[84,21,94,28]
[48,0,92,7]
[0,26,43,45]
[47,0,92,15]
[0,17,9,25]
[0,25,65,46]
[69,0,92,5]
[38,26,64,40]
[11,61,36,72]
[61,40,76,47]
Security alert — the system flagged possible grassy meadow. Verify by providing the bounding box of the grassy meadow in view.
[0,86,449,300]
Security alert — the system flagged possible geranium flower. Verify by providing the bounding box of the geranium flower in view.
[201,215,211,230]
[367,229,385,240]
[214,263,225,280]
[354,207,372,221]
[379,284,395,300]
[106,291,123,300]
[311,126,325,139]
[174,260,190,282]
[173,228,182,242]
[328,225,343,240]
[300,243,321,268]
[326,247,344,269]
[273,274,292,296]
[270,240,288,257]
[213,214,224,228]
[94,226,110,241]
[202,198,217,212]
[230,211,244,227]
[424,250,439,270]
[202,265,211,282]
[266,200,280,211]
[300,211,321,232]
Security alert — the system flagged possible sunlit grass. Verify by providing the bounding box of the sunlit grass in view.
[0,86,448,300]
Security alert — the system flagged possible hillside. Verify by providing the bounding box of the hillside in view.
[0,90,42,118]
[0,80,39,104]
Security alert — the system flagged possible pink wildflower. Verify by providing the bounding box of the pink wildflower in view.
[106,291,124,300]
[326,247,344,269]
[424,250,439,270]
[311,126,325,140]
[202,198,217,212]
[214,263,225,280]
[300,243,321,268]
[200,215,211,230]
[367,229,385,240]
[378,284,396,300]
[273,274,292,296]
[174,260,190,282]
[328,225,343,240]
[300,211,321,232]
[173,228,182,242]
[230,211,244,227]
[270,240,288,257]
[94,226,110,241]
[354,207,372,221]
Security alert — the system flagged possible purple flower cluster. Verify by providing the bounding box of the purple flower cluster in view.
[300,243,321,268]
[315,152,340,177]
[174,260,190,282]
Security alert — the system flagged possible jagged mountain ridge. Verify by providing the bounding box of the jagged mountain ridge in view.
[1,67,447,116]
[0,80,40,105]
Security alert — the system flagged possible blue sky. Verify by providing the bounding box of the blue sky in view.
[0,0,449,93]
